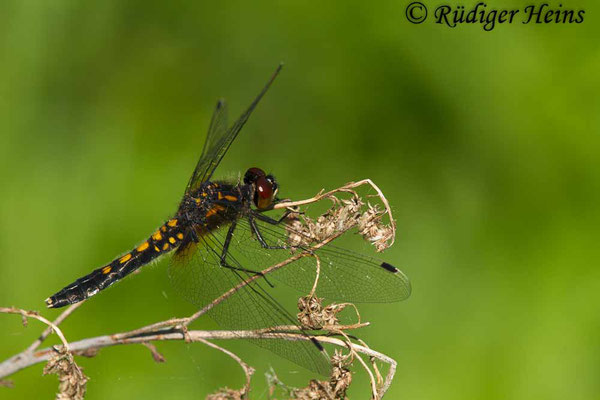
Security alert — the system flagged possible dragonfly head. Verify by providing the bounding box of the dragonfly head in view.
[244,167,279,210]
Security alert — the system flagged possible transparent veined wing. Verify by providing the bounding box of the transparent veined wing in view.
[233,216,412,303]
[168,207,410,373]
[185,64,283,195]
[168,223,330,375]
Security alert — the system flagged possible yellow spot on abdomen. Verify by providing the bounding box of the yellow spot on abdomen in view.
[167,219,178,227]
[152,230,162,241]
[162,243,169,250]
[224,195,238,202]
[176,233,184,240]
[136,242,149,252]
[102,266,112,274]
[160,226,167,232]
[119,253,132,264]
[154,245,160,252]
[169,237,176,244]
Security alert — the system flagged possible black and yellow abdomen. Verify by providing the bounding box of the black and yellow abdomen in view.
[47,181,245,309]
[45,218,186,308]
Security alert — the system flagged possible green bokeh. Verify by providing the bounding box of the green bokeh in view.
[1,1,598,399]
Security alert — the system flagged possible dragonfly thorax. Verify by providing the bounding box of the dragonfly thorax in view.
[178,181,247,227]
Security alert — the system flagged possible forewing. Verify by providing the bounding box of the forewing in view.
[185,64,283,194]
[185,99,229,194]
[168,226,330,375]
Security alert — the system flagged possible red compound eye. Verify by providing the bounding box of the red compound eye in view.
[244,167,266,185]
[255,176,274,209]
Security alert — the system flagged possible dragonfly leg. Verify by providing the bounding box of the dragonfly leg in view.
[218,220,275,287]
[252,208,294,226]
[248,215,288,250]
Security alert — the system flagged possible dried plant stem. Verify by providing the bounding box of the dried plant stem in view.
[0,307,70,351]
[26,301,85,353]
[195,337,254,397]
[309,253,321,297]
[0,328,396,397]
[323,336,398,399]
[336,329,379,399]
[357,338,385,388]
[353,345,379,399]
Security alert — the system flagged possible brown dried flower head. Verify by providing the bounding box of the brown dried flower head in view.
[285,194,394,253]
[43,349,88,400]
[205,387,245,400]
[297,295,350,330]
[290,350,352,400]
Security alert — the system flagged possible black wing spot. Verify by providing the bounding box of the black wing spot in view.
[380,262,399,273]
[310,337,324,351]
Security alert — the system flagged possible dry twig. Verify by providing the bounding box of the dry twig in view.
[199,338,254,399]
[0,307,71,351]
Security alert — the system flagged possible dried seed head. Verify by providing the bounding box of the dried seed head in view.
[329,350,353,398]
[291,379,333,400]
[290,350,352,400]
[205,387,245,400]
[285,194,394,253]
[43,349,88,400]
[297,295,349,330]
[284,196,362,249]
[358,203,395,252]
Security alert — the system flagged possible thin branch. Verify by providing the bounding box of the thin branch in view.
[353,347,379,399]
[26,302,85,353]
[196,337,254,397]
[308,253,321,298]
[357,338,385,391]
[0,379,14,388]
[337,330,379,399]
[0,307,70,351]
[141,342,166,363]
[0,328,396,397]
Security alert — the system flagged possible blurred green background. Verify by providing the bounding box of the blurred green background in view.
[1,1,599,399]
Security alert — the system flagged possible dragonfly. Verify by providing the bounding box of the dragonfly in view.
[45,65,411,374]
